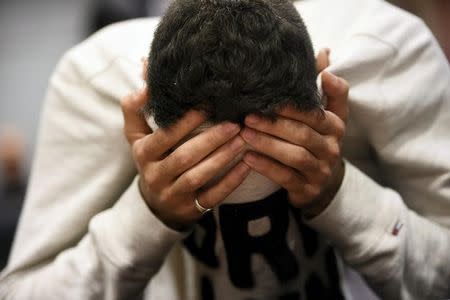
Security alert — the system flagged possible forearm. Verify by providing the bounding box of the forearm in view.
[0,178,185,300]
[306,162,450,300]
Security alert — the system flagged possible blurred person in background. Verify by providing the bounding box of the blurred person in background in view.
[90,0,168,33]
[0,128,26,270]
[390,0,450,60]
[88,0,450,59]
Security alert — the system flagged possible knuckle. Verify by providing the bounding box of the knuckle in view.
[288,192,304,208]
[327,140,341,161]
[295,127,309,143]
[341,79,350,95]
[320,163,332,179]
[159,188,173,203]
[280,170,296,186]
[335,121,346,139]
[144,170,159,187]
[120,94,135,112]
[153,130,169,148]
[174,153,194,169]
[132,143,145,162]
[306,184,321,199]
[284,148,304,169]
[184,173,203,190]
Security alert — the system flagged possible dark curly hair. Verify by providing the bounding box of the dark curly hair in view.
[145,0,320,128]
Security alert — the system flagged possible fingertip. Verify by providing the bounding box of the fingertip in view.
[134,88,149,106]
[121,90,149,119]
[316,48,331,73]
[321,72,349,121]
[243,152,258,165]
[275,103,294,116]
[237,161,251,174]
[245,114,260,126]
[233,161,252,183]
[322,71,348,95]
[319,48,329,56]
[175,110,208,132]
[185,109,208,123]
[141,57,149,81]
[121,93,137,112]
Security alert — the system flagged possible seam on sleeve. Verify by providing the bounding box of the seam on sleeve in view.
[350,32,399,56]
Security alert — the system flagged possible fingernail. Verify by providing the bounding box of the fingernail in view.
[230,137,245,151]
[242,128,256,141]
[238,161,251,173]
[243,153,257,164]
[245,114,260,125]
[224,122,240,134]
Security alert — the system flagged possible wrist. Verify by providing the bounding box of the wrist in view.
[302,160,345,219]
[138,176,194,232]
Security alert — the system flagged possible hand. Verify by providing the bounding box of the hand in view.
[240,49,349,218]
[121,89,250,231]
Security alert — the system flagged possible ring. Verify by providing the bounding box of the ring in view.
[194,197,213,214]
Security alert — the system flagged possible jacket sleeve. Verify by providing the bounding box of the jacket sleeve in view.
[307,18,450,300]
[0,45,185,300]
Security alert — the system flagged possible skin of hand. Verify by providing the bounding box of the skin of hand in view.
[121,88,250,231]
[120,49,348,231]
[240,49,350,218]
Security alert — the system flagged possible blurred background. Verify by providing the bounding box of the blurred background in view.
[0,0,448,271]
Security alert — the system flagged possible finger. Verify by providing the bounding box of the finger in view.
[171,136,245,192]
[240,128,320,178]
[243,152,323,206]
[244,114,330,158]
[121,88,152,145]
[195,162,251,211]
[161,122,241,178]
[242,152,305,194]
[316,48,330,73]
[276,105,344,137]
[139,110,208,159]
[322,71,350,123]
[141,57,149,81]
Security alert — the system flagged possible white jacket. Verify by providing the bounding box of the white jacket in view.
[1,0,449,299]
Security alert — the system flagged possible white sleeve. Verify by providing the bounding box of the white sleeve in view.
[0,48,185,300]
[307,19,450,300]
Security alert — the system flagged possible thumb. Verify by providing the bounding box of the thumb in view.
[322,71,349,123]
[121,88,152,145]
[316,48,330,73]
[141,57,149,81]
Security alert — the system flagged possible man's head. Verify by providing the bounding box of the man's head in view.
[145,0,320,128]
